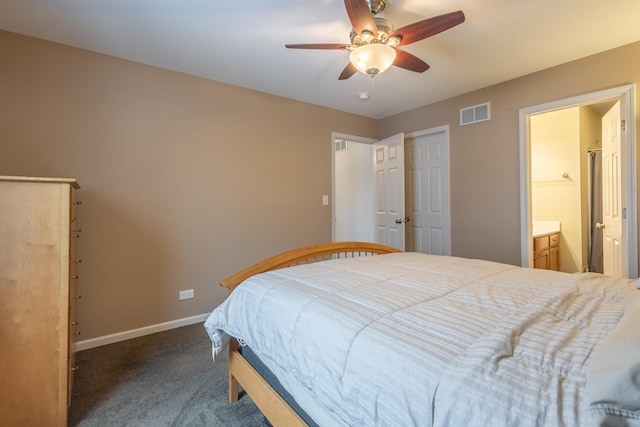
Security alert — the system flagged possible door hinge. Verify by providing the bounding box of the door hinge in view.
[622,207,627,219]
[621,119,626,131]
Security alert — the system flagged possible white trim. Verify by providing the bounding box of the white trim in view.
[519,84,637,277]
[74,312,211,351]
[405,124,449,139]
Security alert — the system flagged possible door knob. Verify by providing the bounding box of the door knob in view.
[395,219,402,224]
[596,223,605,229]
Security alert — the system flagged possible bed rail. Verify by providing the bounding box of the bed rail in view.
[219,241,399,292]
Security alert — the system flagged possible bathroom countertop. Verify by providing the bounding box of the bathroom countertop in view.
[532,220,560,238]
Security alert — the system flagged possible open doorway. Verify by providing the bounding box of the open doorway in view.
[529,103,613,273]
[331,132,407,250]
[331,127,451,254]
[519,85,637,278]
[331,133,376,242]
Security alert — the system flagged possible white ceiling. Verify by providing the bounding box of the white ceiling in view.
[1,0,639,119]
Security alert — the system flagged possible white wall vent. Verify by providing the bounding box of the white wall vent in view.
[335,139,348,152]
[460,102,491,126]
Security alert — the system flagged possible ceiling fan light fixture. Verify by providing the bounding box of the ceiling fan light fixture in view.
[360,29,375,42]
[387,35,401,47]
[349,44,396,77]
[285,2,465,80]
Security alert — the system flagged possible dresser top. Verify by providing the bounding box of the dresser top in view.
[0,175,80,189]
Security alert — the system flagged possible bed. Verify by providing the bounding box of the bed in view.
[204,241,640,426]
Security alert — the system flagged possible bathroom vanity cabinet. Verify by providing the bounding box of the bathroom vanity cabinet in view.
[533,232,560,271]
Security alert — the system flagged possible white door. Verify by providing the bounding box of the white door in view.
[602,100,623,277]
[373,133,405,250]
[405,128,451,255]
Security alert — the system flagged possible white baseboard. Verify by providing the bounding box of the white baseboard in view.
[75,312,211,352]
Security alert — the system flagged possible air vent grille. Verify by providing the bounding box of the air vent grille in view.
[460,102,491,126]
[335,139,348,152]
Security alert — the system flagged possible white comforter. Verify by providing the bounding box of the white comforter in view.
[204,252,639,426]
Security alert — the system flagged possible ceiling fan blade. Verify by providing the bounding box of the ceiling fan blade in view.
[338,62,358,80]
[391,10,465,46]
[344,0,377,37]
[285,43,350,50]
[393,49,430,73]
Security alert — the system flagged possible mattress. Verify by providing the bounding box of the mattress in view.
[205,252,640,426]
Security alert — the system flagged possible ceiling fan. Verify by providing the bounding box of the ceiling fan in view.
[286,0,465,80]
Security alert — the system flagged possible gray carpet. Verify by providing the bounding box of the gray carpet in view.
[68,323,265,426]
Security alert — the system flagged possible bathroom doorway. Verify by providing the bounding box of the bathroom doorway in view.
[529,103,611,273]
[520,85,637,278]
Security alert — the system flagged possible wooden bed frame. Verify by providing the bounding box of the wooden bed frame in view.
[218,241,400,427]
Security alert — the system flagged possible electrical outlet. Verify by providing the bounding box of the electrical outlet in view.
[179,289,194,300]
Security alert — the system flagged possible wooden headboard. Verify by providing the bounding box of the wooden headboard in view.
[219,241,400,292]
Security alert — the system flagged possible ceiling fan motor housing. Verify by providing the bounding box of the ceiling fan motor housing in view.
[365,0,386,15]
[349,17,395,46]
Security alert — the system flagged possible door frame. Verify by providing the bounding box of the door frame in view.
[518,84,637,277]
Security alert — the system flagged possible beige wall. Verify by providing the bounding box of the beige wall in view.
[380,41,640,267]
[3,28,640,342]
[0,30,377,340]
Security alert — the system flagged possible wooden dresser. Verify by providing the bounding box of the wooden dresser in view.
[0,176,81,427]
